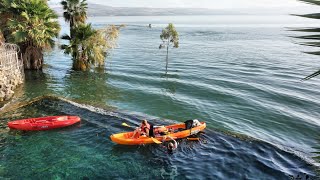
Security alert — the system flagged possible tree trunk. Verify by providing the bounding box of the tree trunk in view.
[0,13,12,42]
[22,46,43,70]
[0,31,4,43]
[73,60,80,70]
[73,59,87,71]
[166,43,169,74]
[70,18,74,39]
[72,52,88,71]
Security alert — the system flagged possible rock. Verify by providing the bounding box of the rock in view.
[11,79,17,86]
[4,89,14,101]
[5,84,12,91]
[0,91,5,102]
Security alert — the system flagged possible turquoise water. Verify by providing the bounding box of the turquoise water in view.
[0,98,316,179]
[1,15,320,179]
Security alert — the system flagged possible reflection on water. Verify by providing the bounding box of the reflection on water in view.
[13,69,121,110]
[62,70,120,108]
[160,73,179,94]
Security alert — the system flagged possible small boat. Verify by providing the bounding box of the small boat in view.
[110,122,206,145]
[7,116,81,131]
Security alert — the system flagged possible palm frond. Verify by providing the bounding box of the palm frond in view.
[302,69,320,80]
[303,51,320,55]
[293,13,320,19]
[289,27,320,32]
[297,0,320,6]
[293,1,320,79]
[61,34,71,40]
[299,42,320,47]
[291,34,320,40]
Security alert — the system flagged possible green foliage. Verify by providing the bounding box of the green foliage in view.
[297,0,320,6]
[292,0,320,80]
[61,24,122,71]
[159,23,179,73]
[60,0,123,71]
[160,23,179,48]
[0,0,60,70]
[61,0,87,39]
[61,0,87,24]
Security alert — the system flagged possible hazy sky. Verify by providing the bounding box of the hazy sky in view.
[50,0,310,9]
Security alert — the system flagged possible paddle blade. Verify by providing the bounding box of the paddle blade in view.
[187,137,200,141]
[151,137,162,144]
[122,122,131,128]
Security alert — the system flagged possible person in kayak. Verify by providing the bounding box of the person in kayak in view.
[131,119,151,138]
[162,136,178,153]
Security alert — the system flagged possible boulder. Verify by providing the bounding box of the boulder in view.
[4,89,14,101]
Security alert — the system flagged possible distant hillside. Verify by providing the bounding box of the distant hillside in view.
[49,3,316,16]
[50,3,240,16]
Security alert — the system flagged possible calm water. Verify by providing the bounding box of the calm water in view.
[1,15,320,179]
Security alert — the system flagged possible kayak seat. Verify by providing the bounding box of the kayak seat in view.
[149,124,155,137]
[56,116,68,121]
[29,119,36,123]
[184,120,194,130]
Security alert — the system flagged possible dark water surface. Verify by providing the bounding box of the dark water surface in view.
[0,98,316,179]
[1,15,320,179]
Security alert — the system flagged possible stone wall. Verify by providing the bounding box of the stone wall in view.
[0,43,24,102]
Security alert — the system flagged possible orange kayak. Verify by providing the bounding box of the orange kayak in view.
[7,116,81,131]
[110,122,206,145]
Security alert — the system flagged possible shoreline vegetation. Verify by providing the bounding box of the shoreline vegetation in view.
[0,0,124,72]
[0,0,60,70]
[59,0,123,71]
[0,0,124,101]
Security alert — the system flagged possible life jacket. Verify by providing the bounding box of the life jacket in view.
[140,123,151,134]
[184,120,194,130]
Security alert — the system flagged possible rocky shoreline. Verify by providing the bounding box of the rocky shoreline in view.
[0,43,24,102]
[0,69,23,102]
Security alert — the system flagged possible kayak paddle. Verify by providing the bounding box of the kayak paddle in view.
[122,122,131,128]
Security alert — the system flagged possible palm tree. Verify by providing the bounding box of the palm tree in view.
[0,0,19,41]
[62,24,122,71]
[61,0,87,39]
[62,24,96,70]
[159,23,179,73]
[1,0,60,70]
[60,0,123,71]
[292,0,320,80]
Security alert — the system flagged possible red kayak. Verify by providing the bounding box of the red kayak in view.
[7,116,81,131]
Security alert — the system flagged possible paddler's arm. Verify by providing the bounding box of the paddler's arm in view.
[168,136,178,149]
